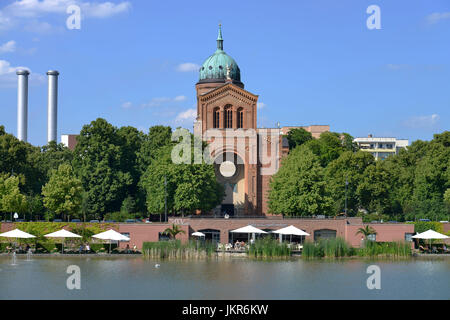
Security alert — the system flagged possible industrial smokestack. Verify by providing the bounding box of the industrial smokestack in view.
[16,69,30,142]
[47,70,59,143]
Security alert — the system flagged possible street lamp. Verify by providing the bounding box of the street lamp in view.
[344,176,348,217]
[164,175,167,223]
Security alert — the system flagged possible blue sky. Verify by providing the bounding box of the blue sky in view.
[0,0,449,146]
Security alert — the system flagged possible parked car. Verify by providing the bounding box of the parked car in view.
[90,219,100,223]
[71,219,81,222]
[15,219,25,222]
[125,219,136,223]
[105,220,116,223]
[53,219,62,222]
[419,219,431,222]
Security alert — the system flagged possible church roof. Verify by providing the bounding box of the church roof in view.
[199,25,241,83]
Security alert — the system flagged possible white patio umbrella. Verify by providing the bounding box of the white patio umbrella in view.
[92,229,130,253]
[191,232,205,250]
[0,229,36,239]
[44,229,82,254]
[412,229,449,252]
[272,225,310,243]
[230,225,267,243]
[191,232,205,237]
[0,229,36,252]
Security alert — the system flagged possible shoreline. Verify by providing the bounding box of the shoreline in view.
[2,252,449,259]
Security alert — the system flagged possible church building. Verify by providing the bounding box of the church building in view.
[193,26,329,216]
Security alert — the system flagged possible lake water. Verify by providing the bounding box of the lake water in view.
[0,255,448,300]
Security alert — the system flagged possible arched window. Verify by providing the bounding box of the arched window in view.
[237,107,244,128]
[224,105,233,128]
[213,107,220,128]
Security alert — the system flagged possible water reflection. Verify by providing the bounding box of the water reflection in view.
[0,256,448,300]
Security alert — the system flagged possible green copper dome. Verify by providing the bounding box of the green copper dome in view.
[199,25,241,83]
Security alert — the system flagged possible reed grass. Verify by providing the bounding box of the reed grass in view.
[357,240,411,258]
[142,240,217,260]
[302,238,355,259]
[302,237,411,259]
[246,238,291,258]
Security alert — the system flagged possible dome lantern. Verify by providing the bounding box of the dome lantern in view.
[198,25,242,85]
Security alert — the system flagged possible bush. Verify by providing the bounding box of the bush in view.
[89,243,117,253]
[412,221,444,234]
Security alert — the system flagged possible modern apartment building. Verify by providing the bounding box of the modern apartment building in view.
[353,134,409,160]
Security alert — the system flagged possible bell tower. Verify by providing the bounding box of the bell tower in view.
[194,26,261,216]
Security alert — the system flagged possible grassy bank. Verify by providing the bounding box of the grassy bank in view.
[142,240,216,259]
[302,237,411,259]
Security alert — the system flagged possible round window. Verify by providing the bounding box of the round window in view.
[219,161,236,178]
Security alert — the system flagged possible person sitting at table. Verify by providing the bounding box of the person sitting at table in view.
[85,244,90,253]
[234,240,240,250]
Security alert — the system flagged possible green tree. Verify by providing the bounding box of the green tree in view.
[408,135,450,220]
[0,126,41,194]
[303,132,347,167]
[356,161,392,214]
[140,142,224,217]
[356,225,378,239]
[268,145,332,216]
[0,174,28,218]
[163,224,186,240]
[286,128,313,150]
[138,125,173,172]
[444,188,450,211]
[72,118,133,218]
[325,151,375,215]
[42,164,83,221]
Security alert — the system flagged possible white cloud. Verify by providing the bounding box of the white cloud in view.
[0,40,16,53]
[257,102,266,109]
[141,95,187,108]
[0,0,131,32]
[176,108,196,122]
[403,114,440,129]
[0,59,44,88]
[4,0,131,18]
[176,62,200,72]
[386,64,410,71]
[121,101,132,109]
[174,95,186,102]
[426,12,450,24]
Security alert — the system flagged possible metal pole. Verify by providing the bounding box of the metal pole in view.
[345,176,348,216]
[164,175,167,223]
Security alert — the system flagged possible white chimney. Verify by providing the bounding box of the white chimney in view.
[16,69,30,142]
[47,70,59,143]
